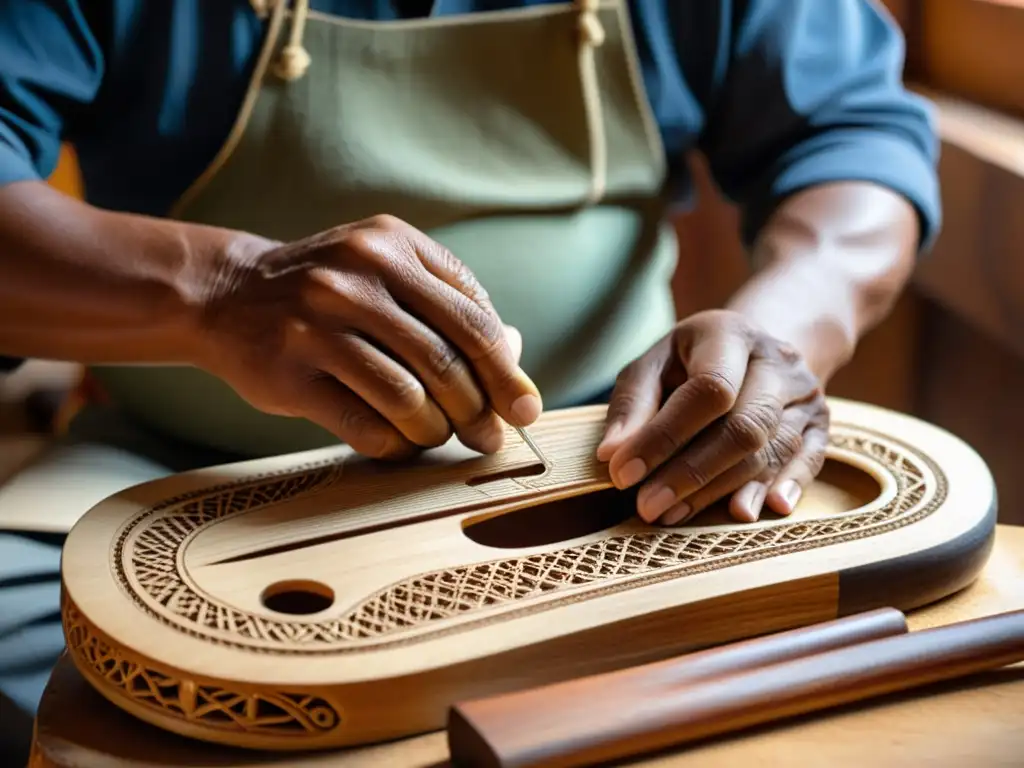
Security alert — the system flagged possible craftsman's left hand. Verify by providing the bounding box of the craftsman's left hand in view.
[597,309,829,525]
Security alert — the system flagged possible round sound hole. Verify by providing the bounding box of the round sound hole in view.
[260,579,335,615]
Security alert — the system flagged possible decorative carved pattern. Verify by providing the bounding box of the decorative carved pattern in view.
[118,464,341,633]
[62,594,342,736]
[347,430,937,639]
[114,426,944,654]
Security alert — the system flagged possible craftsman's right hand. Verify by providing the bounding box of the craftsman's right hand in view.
[187,215,542,459]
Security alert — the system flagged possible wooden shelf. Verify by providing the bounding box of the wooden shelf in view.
[911,88,1024,359]
[919,0,1024,119]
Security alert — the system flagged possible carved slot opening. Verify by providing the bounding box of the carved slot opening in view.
[465,462,547,487]
[261,579,335,615]
[463,486,637,549]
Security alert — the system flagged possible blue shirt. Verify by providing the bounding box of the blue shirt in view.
[0,0,940,249]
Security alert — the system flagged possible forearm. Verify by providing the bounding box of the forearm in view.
[726,181,919,385]
[0,181,246,364]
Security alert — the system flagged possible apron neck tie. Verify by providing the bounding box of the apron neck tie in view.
[273,0,312,81]
[576,0,607,203]
[577,0,606,46]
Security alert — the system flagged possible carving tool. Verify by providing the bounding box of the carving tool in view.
[513,425,550,469]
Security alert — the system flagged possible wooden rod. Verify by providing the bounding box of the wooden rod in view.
[447,608,908,767]
[448,608,1024,768]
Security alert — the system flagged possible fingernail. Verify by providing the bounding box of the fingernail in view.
[777,480,802,514]
[596,423,621,461]
[660,501,692,526]
[614,457,646,489]
[734,482,767,522]
[510,394,541,425]
[638,484,677,522]
[476,428,504,455]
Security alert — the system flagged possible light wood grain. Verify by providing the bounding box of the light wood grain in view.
[30,525,1024,768]
[57,398,996,751]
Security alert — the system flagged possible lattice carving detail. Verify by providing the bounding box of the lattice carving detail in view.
[114,427,945,654]
[347,431,934,638]
[62,594,342,735]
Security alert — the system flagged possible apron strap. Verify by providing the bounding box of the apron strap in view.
[274,0,312,80]
[576,0,607,203]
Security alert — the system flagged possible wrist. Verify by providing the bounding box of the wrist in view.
[0,182,270,366]
[728,182,917,385]
[160,221,278,368]
[81,207,217,366]
[726,259,858,386]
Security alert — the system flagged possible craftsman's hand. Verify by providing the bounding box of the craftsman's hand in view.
[190,214,541,459]
[596,309,829,524]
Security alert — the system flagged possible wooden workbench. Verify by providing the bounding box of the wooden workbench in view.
[28,524,1024,768]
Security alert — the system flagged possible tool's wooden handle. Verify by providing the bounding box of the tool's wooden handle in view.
[450,609,1024,768]
[447,608,908,767]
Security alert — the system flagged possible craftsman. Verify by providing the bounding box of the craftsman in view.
[0,0,938,756]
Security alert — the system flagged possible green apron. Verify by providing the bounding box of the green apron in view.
[89,0,678,458]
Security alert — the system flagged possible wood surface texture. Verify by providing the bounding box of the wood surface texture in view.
[914,89,1024,362]
[450,608,1024,768]
[907,90,1024,528]
[446,609,911,767]
[918,0,1024,119]
[30,524,1024,768]
[448,607,1024,768]
[57,398,995,751]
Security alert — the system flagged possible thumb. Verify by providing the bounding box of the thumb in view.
[597,343,670,463]
[504,325,523,366]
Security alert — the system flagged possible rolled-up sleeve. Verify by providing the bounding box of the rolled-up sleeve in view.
[0,0,104,187]
[697,0,941,251]
[0,1,103,374]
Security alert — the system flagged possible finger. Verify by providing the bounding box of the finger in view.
[289,320,453,449]
[279,219,543,429]
[728,480,770,524]
[607,326,751,490]
[597,341,671,462]
[630,355,784,521]
[400,223,496,308]
[728,404,819,521]
[285,373,418,460]
[649,398,813,525]
[658,452,769,526]
[305,280,507,453]
[373,231,543,428]
[765,402,830,516]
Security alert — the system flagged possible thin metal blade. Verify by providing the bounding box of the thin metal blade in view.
[514,425,550,468]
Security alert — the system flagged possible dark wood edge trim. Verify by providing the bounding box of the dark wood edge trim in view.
[447,707,501,768]
[837,494,998,616]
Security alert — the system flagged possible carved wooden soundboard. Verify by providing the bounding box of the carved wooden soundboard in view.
[59,398,997,752]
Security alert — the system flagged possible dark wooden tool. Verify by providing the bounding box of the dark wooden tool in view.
[448,608,1024,768]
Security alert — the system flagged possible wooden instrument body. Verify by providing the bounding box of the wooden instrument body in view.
[59,398,997,751]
